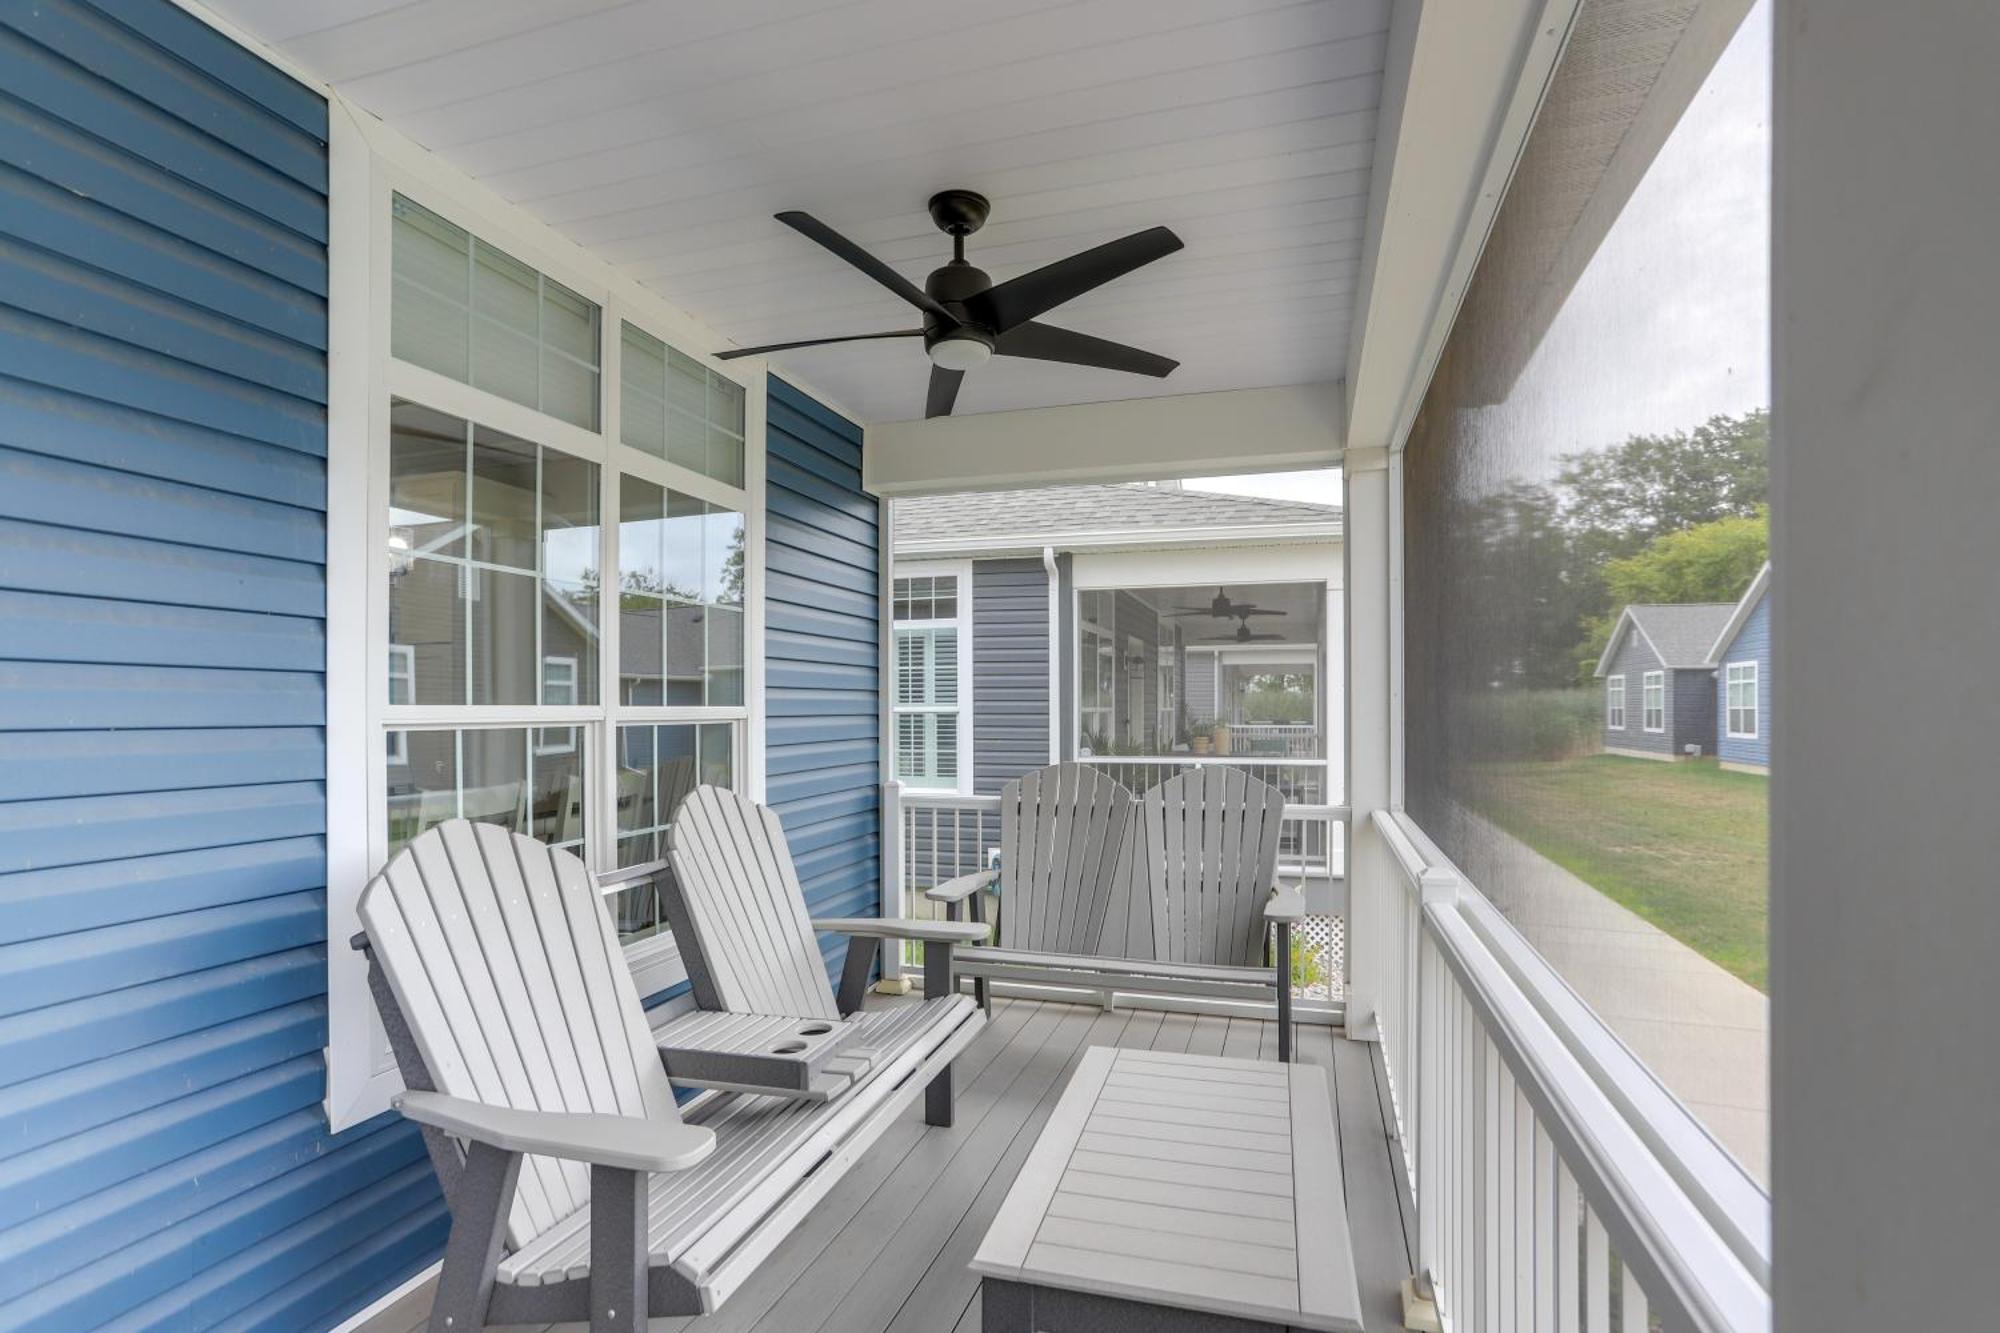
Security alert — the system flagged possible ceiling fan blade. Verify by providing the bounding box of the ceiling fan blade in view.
[925,366,964,419]
[716,328,923,360]
[775,212,957,323]
[994,321,1178,377]
[967,226,1184,332]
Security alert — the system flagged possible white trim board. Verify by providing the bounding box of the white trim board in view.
[865,383,1344,497]
[1071,544,1343,592]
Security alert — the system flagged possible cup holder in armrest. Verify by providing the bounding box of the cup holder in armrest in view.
[797,1022,833,1036]
[771,1040,808,1054]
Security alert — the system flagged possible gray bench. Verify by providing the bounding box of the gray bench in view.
[971,1046,1363,1331]
[929,764,1307,1059]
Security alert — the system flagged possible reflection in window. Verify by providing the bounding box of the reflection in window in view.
[617,477,744,707]
[385,727,586,858]
[1400,0,1771,1181]
[387,400,600,708]
[609,722,734,942]
[390,194,601,429]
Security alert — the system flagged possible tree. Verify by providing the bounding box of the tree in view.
[1575,509,1768,676]
[1555,409,1768,564]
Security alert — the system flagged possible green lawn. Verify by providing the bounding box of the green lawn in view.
[1464,755,1769,991]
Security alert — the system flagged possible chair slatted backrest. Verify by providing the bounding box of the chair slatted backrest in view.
[358,820,679,1250]
[995,764,1136,953]
[666,786,840,1020]
[1131,766,1288,966]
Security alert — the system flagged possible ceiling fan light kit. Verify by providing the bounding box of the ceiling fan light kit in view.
[718,189,1183,418]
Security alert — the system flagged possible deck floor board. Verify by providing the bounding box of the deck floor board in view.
[366,997,1409,1333]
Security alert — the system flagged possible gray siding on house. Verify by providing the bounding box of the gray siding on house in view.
[972,558,1050,793]
[1603,629,1718,758]
[1603,630,1672,756]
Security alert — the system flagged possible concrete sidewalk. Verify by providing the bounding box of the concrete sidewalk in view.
[1436,801,1770,1185]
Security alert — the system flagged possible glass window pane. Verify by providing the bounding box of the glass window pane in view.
[468,567,538,705]
[609,723,733,944]
[391,193,599,429]
[705,506,745,606]
[620,323,668,459]
[388,557,466,705]
[386,727,457,857]
[390,401,466,560]
[705,603,744,705]
[619,476,667,594]
[663,599,704,705]
[663,489,705,601]
[469,425,538,570]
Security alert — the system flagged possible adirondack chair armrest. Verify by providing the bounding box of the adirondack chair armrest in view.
[395,1092,717,1173]
[811,917,991,943]
[922,869,996,906]
[1264,883,1308,925]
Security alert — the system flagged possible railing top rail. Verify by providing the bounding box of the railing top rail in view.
[1076,754,1330,766]
[1372,807,1771,1331]
[897,788,1346,825]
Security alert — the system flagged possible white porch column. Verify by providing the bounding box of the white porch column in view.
[1342,444,1397,1041]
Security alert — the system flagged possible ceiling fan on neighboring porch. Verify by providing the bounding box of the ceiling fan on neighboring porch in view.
[1201,609,1288,644]
[1169,587,1283,620]
[715,190,1183,418]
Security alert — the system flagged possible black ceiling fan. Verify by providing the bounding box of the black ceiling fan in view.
[716,190,1183,418]
[1202,614,1288,645]
[1168,587,1283,620]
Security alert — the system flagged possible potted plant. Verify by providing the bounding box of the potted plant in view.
[1187,717,1213,755]
[1211,719,1231,755]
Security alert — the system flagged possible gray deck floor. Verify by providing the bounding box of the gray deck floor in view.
[362,997,1415,1333]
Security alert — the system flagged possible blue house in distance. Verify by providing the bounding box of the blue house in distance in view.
[1707,562,1773,774]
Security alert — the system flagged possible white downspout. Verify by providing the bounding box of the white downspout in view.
[1044,545,1061,763]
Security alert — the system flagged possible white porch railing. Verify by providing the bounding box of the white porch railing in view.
[1372,809,1771,1333]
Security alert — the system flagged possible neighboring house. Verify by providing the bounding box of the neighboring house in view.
[1707,562,1772,774]
[889,483,1343,806]
[1594,602,1738,760]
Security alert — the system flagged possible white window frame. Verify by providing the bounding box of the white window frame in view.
[1642,670,1666,733]
[1725,660,1759,739]
[324,108,769,1130]
[1606,674,1626,730]
[889,559,974,795]
[385,644,414,763]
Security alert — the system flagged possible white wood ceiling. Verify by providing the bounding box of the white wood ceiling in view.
[218,0,1391,422]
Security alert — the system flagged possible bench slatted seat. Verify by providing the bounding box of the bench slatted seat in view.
[931,763,1306,1059]
[353,817,987,1332]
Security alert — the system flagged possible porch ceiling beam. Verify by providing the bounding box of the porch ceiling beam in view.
[862,382,1343,498]
[1340,0,1581,451]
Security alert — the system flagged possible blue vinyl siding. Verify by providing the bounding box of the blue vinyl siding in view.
[1716,594,1772,769]
[0,3,444,1329]
[972,558,1052,794]
[765,378,882,980]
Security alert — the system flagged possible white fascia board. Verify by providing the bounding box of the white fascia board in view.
[864,383,1344,497]
[893,521,1342,561]
[1704,562,1772,666]
[1342,0,1582,451]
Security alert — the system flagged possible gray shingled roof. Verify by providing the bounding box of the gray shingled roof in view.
[893,483,1341,550]
[1622,603,1739,669]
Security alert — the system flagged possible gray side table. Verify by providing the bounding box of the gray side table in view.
[971,1045,1363,1332]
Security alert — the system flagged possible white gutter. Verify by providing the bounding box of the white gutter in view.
[1043,545,1060,763]
[896,520,1344,561]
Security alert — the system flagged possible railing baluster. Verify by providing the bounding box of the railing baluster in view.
[1557,1160,1581,1333]
[1535,1123,1557,1333]
[1620,1262,1649,1333]
[1586,1211,1610,1333]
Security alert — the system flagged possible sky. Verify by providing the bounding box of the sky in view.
[1500,0,1771,465]
[1184,470,1343,505]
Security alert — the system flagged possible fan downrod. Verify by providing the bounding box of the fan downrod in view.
[927,190,992,237]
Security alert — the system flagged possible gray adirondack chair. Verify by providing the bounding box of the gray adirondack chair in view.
[664,785,990,1125]
[929,763,1305,1059]
[352,818,986,1332]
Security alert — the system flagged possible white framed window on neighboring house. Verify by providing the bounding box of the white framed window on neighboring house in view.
[1726,661,1759,738]
[323,141,767,1131]
[891,565,972,793]
[1606,674,1626,730]
[1642,670,1666,732]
